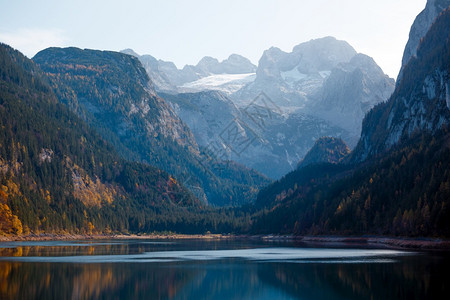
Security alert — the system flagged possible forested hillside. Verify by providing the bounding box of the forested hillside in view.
[253,132,450,236]
[0,43,248,236]
[33,48,269,207]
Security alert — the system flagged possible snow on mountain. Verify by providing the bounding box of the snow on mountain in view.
[233,37,358,108]
[121,50,257,93]
[122,36,395,177]
[180,73,256,94]
[229,37,393,149]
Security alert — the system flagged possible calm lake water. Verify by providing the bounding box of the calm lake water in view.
[0,239,449,299]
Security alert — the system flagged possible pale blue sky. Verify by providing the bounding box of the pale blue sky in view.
[0,0,426,78]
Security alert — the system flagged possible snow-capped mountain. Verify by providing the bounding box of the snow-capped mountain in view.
[123,36,394,178]
[233,37,358,108]
[230,37,394,144]
[195,54,256,75]
[121,49,257,94]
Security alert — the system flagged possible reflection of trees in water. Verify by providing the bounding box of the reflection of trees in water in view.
[258,256,450,299]
[0,262,201,299]
[0,244,135,257]
[0,242,190,257]
[1,248,449,299]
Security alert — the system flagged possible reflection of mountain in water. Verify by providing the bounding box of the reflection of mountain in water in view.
[1,241,450,299]
[172,262,293,300]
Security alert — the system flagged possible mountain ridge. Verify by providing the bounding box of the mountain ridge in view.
[250,5,450,237]
[34,47,270,206]
[0,43,208,235]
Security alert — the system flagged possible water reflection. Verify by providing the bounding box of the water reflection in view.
[0,262,204,300]
[0,240,448,300]
[259,255,450,300]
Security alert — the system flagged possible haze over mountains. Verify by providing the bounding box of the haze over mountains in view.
[253,4,450,236]
[124,36,394,178]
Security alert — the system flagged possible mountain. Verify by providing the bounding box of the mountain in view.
[179,73,256,95]
[297,137,350,169]
[121,50,257,94]
[34,47,269,207]
[0,43,211,235]
[251,7,450,237]
[307,54,395,135]
[398,0,450,83]
[253,131,450,236]
[351,7,450,162]
[233,37,358,108]
[124,38,393,169]
[244,110,351,178]
[121,49,178,92]
[195,54,256,74]
[160,91,243,148]
[231,36,394,147]
[33,47,199,171]
[161,90,351,178]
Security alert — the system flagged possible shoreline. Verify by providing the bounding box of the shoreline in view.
[0,233,229,242]
[1,233,450,250]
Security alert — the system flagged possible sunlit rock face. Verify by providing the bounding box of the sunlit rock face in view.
[397,0,450,83]
[351,8,450,162]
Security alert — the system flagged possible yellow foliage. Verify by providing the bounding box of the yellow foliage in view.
[11,215,22,235]
[66,157,118,207]
[6,180,19,195]
[0,189,7,203]
[0,203,23,236]
[87,222,95,234]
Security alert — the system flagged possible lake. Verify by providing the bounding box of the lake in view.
[0,239,449,299]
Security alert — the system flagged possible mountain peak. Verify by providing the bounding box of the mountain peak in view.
[196,56,220,69]
[195,55,256,75]
[398,0,450,82]
[292,36,357,72]
[298,137,350,169]
[121,48,140,57]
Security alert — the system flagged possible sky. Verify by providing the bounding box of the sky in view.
[0,0,426,79]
